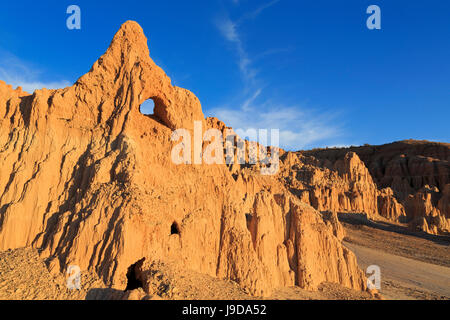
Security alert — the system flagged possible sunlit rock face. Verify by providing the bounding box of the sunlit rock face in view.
[303,141,450,235]
[0,21,370,296]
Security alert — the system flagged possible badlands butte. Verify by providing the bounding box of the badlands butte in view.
[0,21,448,300]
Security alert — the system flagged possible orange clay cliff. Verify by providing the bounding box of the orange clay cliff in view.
[0,21,448,298]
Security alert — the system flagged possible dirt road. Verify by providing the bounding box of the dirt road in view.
[345,242,450,300]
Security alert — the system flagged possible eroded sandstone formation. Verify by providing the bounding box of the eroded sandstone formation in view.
[304,141,450,235]
[0,21,367,297]
[277,152,380,218]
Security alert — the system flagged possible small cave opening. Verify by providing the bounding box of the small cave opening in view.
[170,221,180,235]
[245,213,253,232]
[139,98,155,115]
[125,258,145,291]
[138,97,167,127]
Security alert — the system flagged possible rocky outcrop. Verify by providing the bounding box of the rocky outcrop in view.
[405,185,450,234]
[438,184,450,219]
[304,141,450,235]
[377,188,406,221]
[278,152,380,218]
[322,210,346,241]
[0,21,367,297]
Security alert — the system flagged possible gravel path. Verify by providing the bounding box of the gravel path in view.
[345,242,450,300]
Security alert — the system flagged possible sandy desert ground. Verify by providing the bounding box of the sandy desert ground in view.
[1,214,447,300]
[341,215,449,300]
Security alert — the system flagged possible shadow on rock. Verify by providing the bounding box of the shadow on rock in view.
[85,288,127,300]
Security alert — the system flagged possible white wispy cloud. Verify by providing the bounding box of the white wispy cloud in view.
[216,1,282,84]
[217,0,287,81]
[216,16,238,42]
[238,0,280,22]
[210,96,344,151]
[0,51,71,93]
[212,1,350,150]
[242,88,261,111]
[215,16,256,84]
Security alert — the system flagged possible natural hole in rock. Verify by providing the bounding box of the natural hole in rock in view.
[139,98,155,115]
[171,221,180,235]
[125,258,145,291]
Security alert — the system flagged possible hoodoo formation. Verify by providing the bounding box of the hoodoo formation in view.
[302,141,450,235]
[0,21,447,298]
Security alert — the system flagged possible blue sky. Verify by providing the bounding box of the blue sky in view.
[0,0,448,150]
